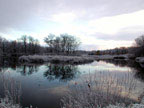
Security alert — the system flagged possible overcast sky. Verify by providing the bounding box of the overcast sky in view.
[0,0,144,50]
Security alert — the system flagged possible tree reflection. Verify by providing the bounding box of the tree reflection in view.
[44,64,79,82]
[0,56,19,70]
[133,65,144,82]
[16,64,39,76]
[100,60,144,82]
[102,59,132,67]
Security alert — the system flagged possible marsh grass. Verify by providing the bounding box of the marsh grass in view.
[0,70,36,108]
[0,70,22,108]
[0,70,21,104]
[61,72,139,108]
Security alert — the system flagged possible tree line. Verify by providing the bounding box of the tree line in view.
[44,34,80,54]
[0,35,42,57]
[89,35,144,57]
[0,33,80,58]
[1,33,144,58]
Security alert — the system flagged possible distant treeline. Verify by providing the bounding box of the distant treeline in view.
[89,47,129,55]
[0,33,144,58]
[0,33,81,58]
[89,35,144,57]
[0,35,42,57]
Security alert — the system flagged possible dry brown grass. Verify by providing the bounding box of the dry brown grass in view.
[0,70,21,104]
[61,72,139,108]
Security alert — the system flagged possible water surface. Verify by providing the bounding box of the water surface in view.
[0,60,144,108]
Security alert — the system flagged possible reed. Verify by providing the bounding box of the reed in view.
[61,72,139,108]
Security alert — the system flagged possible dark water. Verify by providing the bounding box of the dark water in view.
[0,60,144,108]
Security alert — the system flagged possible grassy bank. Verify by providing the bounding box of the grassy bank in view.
[19,55,94,64]
[61,72,144,108]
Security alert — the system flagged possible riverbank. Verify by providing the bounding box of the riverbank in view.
[18,54,144,68]
[136,57,144,63]
[107,97,144,108]
[93,54,144,68]
[19,55,94,64]
[0,97,21,108]
[93,54,135,60]
[18,54,133,64]
[135,57,144,68]
[1,97,143,108]
[61,70,144,108]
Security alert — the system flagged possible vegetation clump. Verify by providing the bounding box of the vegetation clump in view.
[61,72,144,108]
[19,55,94,64]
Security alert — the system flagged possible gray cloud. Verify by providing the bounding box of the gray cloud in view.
[0,0,59,32]
[61,0,144,19]
[0,0,144,32]
[90,26,144,41]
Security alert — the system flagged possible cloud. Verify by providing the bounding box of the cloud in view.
[60,0,144,19]
[0,0,144,50]
[51,13,76,23]
[89,26,144,41]
[0,0,57,32]
[84,10,144,44]
[88,10,144,34]
[0,0,144,32]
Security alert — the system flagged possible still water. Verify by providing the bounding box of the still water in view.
[0,60,144,108]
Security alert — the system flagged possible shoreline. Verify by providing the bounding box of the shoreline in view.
[19,55,94,64]
[18,54,144,68]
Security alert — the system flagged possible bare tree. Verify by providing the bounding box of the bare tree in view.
[0,36,3,55]
[34,39,40,54]
[0,37,7,54]
[135,35,144,47]
[60,34,80,54]
[28,36,35,54]
[20,35,28,54]
[44,34,55,53]
[134,35,144,56]
[44,34,81,54]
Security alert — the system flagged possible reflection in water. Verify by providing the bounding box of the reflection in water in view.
[0,62,80,82]
[100,60,144,82]
[102,59,135,67]
[44,64,80,82]
[0,60,144,108]
[133,66,144,82]
[16,65,39,76]
[0,57,18,69]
